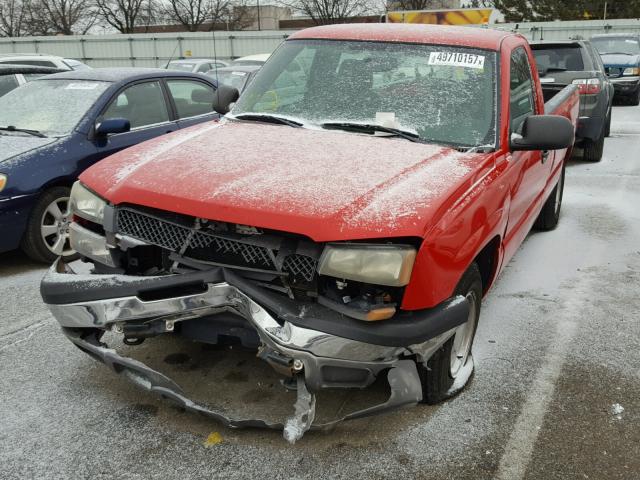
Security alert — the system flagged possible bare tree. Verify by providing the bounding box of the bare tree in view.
[279,0,369,25]
[163,0,255,32]
[165,0,213,31]
[0,0,26,37]
[95,0,148,33]
[37,0,95,34]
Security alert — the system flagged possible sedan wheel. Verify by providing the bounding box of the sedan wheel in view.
[40,196,73,256]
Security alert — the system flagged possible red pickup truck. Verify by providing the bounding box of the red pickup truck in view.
[42,24,578,442]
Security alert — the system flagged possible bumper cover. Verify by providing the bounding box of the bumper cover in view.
[42,260,469,441]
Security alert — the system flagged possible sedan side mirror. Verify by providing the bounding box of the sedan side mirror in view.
[212,84,240,115]
[95,118,131,137]
[511,115,574,151]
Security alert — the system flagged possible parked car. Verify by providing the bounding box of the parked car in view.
[591,33,640,105]
[165,58,229,74]
[531,40,613,161]
[0,54,88,70]
[0,68,219,263]
[231,53,271,66]
[41,24,578,442]
[0,64,66,97]
[205,65,260,92]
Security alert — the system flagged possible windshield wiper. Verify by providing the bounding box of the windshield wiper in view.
[0,126,46,138]
[232,113,303,128]
[600,52,634,56]
[321,122,424,143]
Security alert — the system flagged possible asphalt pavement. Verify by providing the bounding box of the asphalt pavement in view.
[1,105,639,480]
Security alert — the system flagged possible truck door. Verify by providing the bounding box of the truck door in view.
[503,46,550,258]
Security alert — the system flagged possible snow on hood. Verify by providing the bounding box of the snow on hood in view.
[0,134,59,167]
[81,120,480,241]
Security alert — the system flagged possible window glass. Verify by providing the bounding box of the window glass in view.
[0,60,57,68]
[510,48,536,133]
[532,46,585,73]
[167,80,215,119]
[0,75,19,97]
[197,63,210,73]
[215,71,250,91]
[234,40,498,148]
[103,81,169,129]
[591,37,640,55]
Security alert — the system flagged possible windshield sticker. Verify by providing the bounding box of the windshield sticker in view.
[232,72,248,76]
[428,52,485,69]
[65,83,99,90]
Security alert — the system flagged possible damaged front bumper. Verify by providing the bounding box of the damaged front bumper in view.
[42,260,469,442]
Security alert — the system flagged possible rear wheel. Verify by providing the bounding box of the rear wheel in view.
[21,187,77,264]
[583,128,605,162]
[418,263,482,404]
[604,107,612,137]
[534,165,565,231]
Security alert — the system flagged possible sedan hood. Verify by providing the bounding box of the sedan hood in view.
[81,121,481,241]
[0,134,59,166]
[600,53,640,68]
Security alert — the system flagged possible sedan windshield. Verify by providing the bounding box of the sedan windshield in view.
[592,37,640,55]
[232,39,497,148]
[0,79,109,136]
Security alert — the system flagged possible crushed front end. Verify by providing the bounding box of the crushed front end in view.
[41,182,469,442]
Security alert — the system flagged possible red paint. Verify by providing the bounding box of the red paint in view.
[79,27,579,312]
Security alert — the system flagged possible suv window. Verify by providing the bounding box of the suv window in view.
[0,75,19,97]
[103,81,170,129]
[510,47,536,134]
[167,80,215,119]
[532,45,585,73]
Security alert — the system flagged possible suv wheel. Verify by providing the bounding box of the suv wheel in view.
[583,128,605,162]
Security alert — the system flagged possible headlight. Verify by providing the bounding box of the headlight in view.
[70,181,107,224]
[0,174,6,193]
[623,67,640,76]
[318,244,417,287]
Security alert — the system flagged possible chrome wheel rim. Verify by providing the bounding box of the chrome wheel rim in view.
[450,290,477,378]
[40,196,73,257]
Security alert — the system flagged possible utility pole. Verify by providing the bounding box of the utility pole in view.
[257,0,261,30]
[603,1,608,20]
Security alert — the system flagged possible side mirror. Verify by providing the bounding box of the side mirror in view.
[212,84,240,115]
[511,115,574,151]
[95,118,130,136]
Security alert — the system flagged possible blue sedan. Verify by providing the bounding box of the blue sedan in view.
[0,68,219,262]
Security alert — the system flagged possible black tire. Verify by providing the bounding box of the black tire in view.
[418,263,482,404]
[604,107,612,137]
[583,129,605,162]
[630,88,640,107]
[534,165,565,231]
[21,187,78,264]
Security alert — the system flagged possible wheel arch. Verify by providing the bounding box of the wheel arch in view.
[472,235,501,295]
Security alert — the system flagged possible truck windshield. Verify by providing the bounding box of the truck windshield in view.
[591,37,640,55]
[232,39,497,149]
[0,79,109,136]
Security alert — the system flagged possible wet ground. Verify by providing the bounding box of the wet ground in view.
[1,105,639,479]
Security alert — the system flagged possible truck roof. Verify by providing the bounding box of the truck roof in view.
[288,23,515,51]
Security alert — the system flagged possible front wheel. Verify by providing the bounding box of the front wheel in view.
[21,187,77,264]
[418,263,482,404]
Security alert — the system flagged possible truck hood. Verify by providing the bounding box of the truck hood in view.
[600,53,640,68]
[81,121,480,241]
[0,134,60,166]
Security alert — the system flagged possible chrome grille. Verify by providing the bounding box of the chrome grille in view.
[116,208,318,281]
